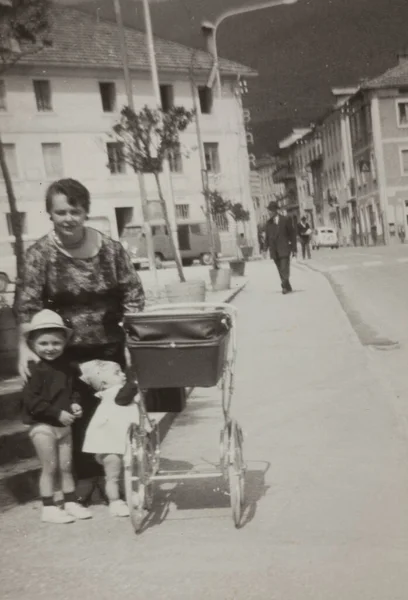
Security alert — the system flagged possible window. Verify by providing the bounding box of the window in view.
[160,84,174,112]
[33,80,52,111]
[0,80,6,110]
[6,212,27,235]
[401,149,408,174]
[168,145,183,173]
[1,144,18,178]
[198,86,213,114]
[107,142,126,174]
[175,204,189,219]
[215,213,229,231]
[99,82,116,112]
[204,142,220,173]
[42,143,63,178]
[398,102,408,126]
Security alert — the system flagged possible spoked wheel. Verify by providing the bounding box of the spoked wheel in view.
[124,423,156,534]
[227,419,245,528]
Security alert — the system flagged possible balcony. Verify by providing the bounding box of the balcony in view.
[273,162,295,183]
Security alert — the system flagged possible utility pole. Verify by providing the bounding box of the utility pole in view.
[189,71,217,266]
[141,0,182,267]
[112,0,158,284]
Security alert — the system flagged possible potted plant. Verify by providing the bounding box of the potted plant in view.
[228,202,251,275]
[112,105,206,302]
[206,190,232,291]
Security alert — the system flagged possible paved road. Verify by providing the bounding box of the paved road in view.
[300,246,408,449]
[2,261,408,599]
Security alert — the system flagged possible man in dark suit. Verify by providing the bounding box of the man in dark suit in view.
[265,201,297,294]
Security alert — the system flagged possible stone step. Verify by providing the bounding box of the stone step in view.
[0,420,35,466]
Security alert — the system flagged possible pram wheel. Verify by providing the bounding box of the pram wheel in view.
[124,423,156,534]
[227,420,245,528]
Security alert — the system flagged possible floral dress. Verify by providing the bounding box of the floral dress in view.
[18,230,145,350]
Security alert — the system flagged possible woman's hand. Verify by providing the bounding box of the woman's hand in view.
[71,403,83,418]
[18,340,40,382]
[59,410,76,426]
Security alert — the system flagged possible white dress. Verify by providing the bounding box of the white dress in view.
[82,384,140,455]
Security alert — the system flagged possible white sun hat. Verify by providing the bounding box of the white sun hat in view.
[25,309,72,338]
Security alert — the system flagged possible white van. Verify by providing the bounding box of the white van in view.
[312,227,339,249]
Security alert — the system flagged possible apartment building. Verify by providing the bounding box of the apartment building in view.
[347,54,408,245]
[318,88,358,245]
[250,156,285,226]
[273,129,311,226]
[0,7,257,257]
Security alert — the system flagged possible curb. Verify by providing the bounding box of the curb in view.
[0,279,247,512]
[295,260,400,350]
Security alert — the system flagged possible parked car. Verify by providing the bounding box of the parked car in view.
[120,220,221,268]
[312,227,339,250]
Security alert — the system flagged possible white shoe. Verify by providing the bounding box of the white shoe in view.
[42,506,75,524]
[109,499,130,517]
[64,502,92,520]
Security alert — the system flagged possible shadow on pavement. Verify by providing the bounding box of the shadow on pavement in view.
[138,458,270,533]
[237,461,270,529]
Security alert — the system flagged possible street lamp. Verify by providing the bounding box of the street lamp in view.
[201,0,300,255]
[201,0,300,98]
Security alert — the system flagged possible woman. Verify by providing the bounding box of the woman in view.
[18,178,145,488]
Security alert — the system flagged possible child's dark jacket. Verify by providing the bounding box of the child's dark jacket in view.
[22,358,81,427]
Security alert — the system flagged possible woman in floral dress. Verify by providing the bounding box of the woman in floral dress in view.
[18,178,145,484]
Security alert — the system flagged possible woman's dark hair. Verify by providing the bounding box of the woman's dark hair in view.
[45,179,91,214]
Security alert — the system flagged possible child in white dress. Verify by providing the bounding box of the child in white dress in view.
[80,360,140,517]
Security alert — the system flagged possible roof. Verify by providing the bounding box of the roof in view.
[16,7,257,78]
[362,60,408,90]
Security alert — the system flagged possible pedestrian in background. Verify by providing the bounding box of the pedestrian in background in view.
[371,224,378,246]
[297,215,312,259]
[265,201,297,294]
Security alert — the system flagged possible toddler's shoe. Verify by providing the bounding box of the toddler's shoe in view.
[109,499,130,517]
[64,502,93,520]
[42,506,75,524]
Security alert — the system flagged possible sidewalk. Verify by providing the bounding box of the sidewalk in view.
[2,262,408,599]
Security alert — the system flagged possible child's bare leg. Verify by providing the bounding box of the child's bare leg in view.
[58,431,76,496]
[59,432,92,520]
[101,453,122,502]
[30,426,75,524]
[101,454,129,517]
[30,429,58,501]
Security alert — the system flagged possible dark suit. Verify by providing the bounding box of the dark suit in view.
[265,215,297,291]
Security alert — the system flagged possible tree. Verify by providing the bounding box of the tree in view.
[0,0,52,310]
[208,190,250,259]
[111,104,194,283]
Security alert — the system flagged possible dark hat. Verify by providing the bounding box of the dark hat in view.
[267,201,278,212]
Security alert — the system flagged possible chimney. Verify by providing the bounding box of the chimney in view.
[397,49,408,65]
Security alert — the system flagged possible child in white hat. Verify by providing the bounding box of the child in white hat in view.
[22,309,92,524]
[80,360,140,518]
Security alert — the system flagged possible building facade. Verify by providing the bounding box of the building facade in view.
[0,7,258,259]
[250,156,285,226]
[349,54,408,245]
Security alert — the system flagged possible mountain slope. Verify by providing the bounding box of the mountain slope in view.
[70,0,408,154]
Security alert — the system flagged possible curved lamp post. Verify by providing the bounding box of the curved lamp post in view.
[201,0,299,97]
[201,0,300,255]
